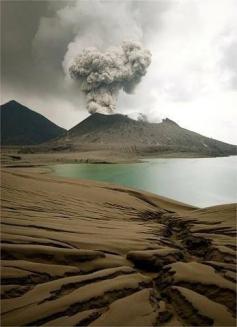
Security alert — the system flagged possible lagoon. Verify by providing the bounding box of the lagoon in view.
[52,156,237,207]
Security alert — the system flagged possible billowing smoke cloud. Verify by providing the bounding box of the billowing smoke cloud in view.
[68,41,151,114]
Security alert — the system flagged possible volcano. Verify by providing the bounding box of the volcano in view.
[51,113,236,157]
[1,101,66,145]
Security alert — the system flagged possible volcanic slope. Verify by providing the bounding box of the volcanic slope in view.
[1,100,66,145]
[52,113,236,157]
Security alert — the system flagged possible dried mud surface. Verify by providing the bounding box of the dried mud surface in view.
[1,167,236,326]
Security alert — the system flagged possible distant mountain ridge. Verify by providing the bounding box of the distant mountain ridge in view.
[1,101,236,157]
[53,112,236,157]
[1,100,66,145]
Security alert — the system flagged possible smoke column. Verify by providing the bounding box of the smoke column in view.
[68,41,151,114]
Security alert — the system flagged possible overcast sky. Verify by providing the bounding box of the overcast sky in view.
[1,0,237,143]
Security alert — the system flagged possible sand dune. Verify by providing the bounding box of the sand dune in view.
[1,167,236,326]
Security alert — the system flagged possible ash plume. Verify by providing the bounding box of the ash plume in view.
[68,42,152,114]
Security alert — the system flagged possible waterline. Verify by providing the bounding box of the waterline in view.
[51,156,237,207]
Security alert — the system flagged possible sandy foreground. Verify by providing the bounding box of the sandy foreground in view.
[1,164,236,326]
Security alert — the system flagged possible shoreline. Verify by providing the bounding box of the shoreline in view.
[46,156,237,209]
[2,152,236,209]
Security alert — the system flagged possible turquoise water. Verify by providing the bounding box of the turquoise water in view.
[52,156,237,207]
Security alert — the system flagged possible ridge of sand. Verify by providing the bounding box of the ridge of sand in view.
[1,167,236,326]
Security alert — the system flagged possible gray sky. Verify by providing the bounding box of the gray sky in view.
[1,0,237,143]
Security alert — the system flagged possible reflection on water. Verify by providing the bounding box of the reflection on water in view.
[52,156,237,207]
